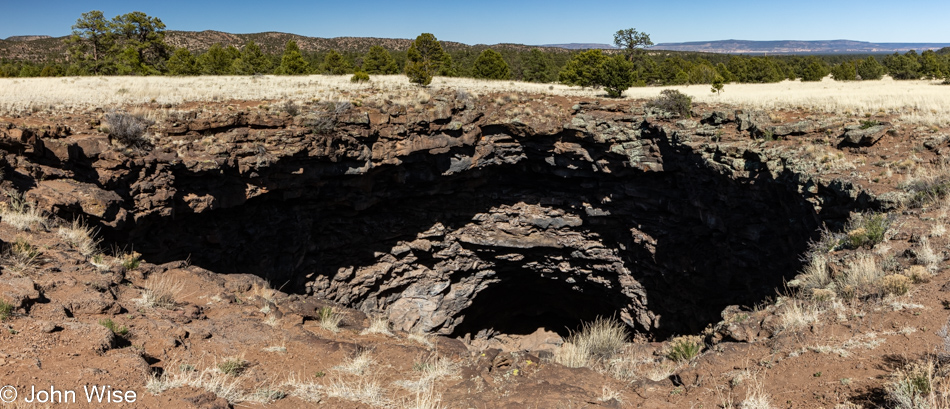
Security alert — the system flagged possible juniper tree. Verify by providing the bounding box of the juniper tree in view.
[406,33,444,86]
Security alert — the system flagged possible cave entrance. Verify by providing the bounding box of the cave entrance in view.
[448,271,623,338]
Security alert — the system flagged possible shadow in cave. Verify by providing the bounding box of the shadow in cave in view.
[101,120,871,339]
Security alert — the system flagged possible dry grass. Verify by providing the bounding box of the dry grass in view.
[139,274,185,308]
[554,316,629,368]
[393,355,458,393]
[317,306,344,332]
[778,298,822,332]
[740,378,776,409]
[2,236,40,274]
[0,193,48,232]
[886,357,950,409]
[361,315,394,336]
[333,349,375,376]
[2,75,948,125]
[146,362,279,404]
[325,376,391,407]
[57,219,100,257]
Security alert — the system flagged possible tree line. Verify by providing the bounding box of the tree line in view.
[2,12,950,95]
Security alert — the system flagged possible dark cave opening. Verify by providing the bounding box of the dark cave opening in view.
[448,270,625,338]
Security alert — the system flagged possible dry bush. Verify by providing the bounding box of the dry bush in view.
[740,378,776,409]
[104,110,154,149]
[881,274,912,296]
[139,274,184,308]
[408,331,433,348]
[398,384,446,409]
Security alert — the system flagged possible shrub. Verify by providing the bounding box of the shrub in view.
[666,335,704,362]
[646,89,692,118]
[306,101,351,135]
[104,111,154,149]
[350,71,370,83]
[880,274,911,296]
[844,212,889,249]
[121,251,141,270]
[901,171,950,208]
[0,299,13,321]
[218,358,249,376]
[99,318,129,336]
[472,49,511,80]
[598,55,636,98]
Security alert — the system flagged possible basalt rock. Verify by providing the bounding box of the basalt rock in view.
[5,92,876,339]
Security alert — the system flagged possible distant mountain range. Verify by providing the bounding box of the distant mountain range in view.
[541,43,616,50]
[651,39,950,54]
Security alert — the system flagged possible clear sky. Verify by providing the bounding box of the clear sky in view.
[2,0,949,45]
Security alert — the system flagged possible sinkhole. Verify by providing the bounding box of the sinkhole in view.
[95,124,867,341]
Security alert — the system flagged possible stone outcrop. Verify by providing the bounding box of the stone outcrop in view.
[0,93,878,338]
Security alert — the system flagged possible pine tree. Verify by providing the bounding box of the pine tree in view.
[167,47,200,75]
[65,11,115,75]
[110,11,169,74]
[198,43,234,75]
[406,33,444,86]
[472,49,511,80]
[559,50,607,87]
[276,40,309,75]
[598,55,635,98]
[233,41,272,75]
[856,56,885,80]
[363,45,398,74]
[522,49,552,82]
[322,50,351,75]
[830,61,856,81]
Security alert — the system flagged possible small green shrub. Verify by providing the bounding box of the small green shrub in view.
[646,89,692,118]
[859,119,881,129]
[350,71,370,83]
[217,358,248,376]
[666,335,704,362]
[121,252,141,270]
[0,299,13,321]
[99,318,129,336]
[845,213,890,249]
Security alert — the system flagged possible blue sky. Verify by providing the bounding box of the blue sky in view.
[2,0,949,45]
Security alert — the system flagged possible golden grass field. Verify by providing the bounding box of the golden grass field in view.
[1,74,947,125]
